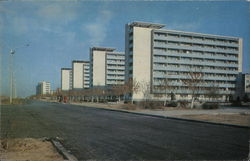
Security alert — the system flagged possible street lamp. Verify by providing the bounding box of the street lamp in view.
[9,44,29,104]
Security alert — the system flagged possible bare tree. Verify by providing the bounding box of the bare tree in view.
[155,78,170,106]
[155,78,178,106]
[182,68,204,108]
[123,78,140,103]
[111,85,124,102]
[140,81,151,102]
[205,83,220,102]
[91,87,103,102]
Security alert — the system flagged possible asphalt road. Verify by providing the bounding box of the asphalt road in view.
[1,101,249,160]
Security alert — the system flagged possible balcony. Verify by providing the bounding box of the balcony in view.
[154,42,239,54]
[154,35,239,48]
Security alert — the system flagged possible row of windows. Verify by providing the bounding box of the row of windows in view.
[153,63,238,69]
[107,64,125,67]
[107,74,125,77]
[155,47,238,56]
[154,32,238,44]
[107,80,124,82]
[154,70,237,77]
[153,55,238,64]
[153,85,235,91]
[154,40,238,51]
[153,78,236,84]
[154,48,238,57]
[107,59,125,63]
[107,69,125,72]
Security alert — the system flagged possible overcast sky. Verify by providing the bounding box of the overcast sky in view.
[1,1,250,97]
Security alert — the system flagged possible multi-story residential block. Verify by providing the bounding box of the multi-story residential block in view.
[72,60,90,89]
[36,81,51,95]
[239,73,250,98]
[90,47,125,87]
[125,21,243,101]
[61,68,72,91]
[83,62,90,88]
[244,74,250,94]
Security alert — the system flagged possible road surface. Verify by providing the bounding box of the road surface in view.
[1,101,249,160]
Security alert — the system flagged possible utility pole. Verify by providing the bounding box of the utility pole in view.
[9,44,29,104]
[9,49,14,104]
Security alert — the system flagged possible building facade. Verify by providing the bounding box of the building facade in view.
[72,61,90,89]
[36,81,51,95]
[61,68,72,91]
[83,62,90,88]
[125,22,243,101]
[244,74,250,94]
[90,47,125,87]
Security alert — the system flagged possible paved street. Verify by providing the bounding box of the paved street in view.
[1,101,249,160]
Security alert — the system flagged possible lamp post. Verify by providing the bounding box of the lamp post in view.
[9,44,29,104]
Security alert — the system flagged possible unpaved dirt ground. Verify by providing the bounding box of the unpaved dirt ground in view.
[0,138,65,161]
[175,114,250,127]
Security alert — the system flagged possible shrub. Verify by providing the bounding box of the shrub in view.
[139,101,164,109]
[167,101,178,107]
[230,101,242,106]
[202,102,219,109]
[121,103,137,110]
[179,101,189,108]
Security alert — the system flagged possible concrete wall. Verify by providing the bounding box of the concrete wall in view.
[92,50,106,86]
[72,62,84,89]
[132,27,153,100]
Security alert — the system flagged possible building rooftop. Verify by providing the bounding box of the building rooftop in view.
[128,21,165,29]
[106,51,125,55]
[61,68,71,70]
[72,60,89,63]
[91,47,116,52]
[154,28,240,40]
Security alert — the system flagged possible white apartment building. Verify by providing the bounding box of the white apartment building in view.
[125,22,243,102]
[90,47,125,87]
[72,61,90,89]
[61,68,72,91]
[36,81,51,95]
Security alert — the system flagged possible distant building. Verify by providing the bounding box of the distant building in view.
[72,61,90,89]
[125,21,243,101]
[244,74,250,94]
[36,81,51,95]
[90,47,125,87]
[61,68,72,91]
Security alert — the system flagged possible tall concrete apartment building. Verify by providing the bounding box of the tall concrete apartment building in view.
[125,22,242,101]
[72,60,90,89]
[36,81,51,95]
[61,68,72,91]
[90,47,125,87]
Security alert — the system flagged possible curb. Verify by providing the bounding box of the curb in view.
[70,103,250,129]
[50,138,78,161]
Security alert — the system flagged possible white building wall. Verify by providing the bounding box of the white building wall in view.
[92,50,107,86]
[132,27,152,100]
[72,62,84,89]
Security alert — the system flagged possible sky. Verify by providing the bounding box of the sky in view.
[0,1,250,97]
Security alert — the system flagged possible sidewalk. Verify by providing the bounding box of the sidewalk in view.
[70,101,250,116]
[70,101,250,127]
